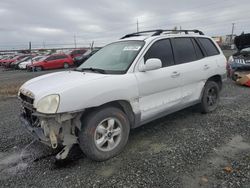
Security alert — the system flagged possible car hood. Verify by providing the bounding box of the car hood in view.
[20,60,31,65]
[234,33,250,51]
[20,71,108,101]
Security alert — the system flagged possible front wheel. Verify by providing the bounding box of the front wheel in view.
[79,107,130,161]
[63,62,69,69]
[200,81,220,113]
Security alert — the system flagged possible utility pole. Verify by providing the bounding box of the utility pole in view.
[231,23,235,43]
[29,41,34,72]
[136,19,139,32]
[74,34,77,48]
[43,41,46,49]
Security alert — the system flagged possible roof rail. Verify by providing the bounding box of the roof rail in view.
[120,29,204,39]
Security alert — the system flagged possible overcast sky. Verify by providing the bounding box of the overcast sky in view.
[0,0,250,50]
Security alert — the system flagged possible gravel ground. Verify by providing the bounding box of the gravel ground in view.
[0,78,249,187]
[0,52,250,188]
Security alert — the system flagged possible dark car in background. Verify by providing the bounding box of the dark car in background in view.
[27,54,73,71]
[228,33,250,75]
[68,49,87,59]
[74,49,100,66]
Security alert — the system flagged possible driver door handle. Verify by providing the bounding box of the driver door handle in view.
[204,64,210,70]
[171,71,180,78]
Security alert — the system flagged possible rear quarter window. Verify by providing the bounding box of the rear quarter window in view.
[197,38,220,56]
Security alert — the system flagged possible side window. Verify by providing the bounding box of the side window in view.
[144,39,174,67]
[57,55,67,59]
[192,38,204,60]
[197,38,220,56]
[46,56,55,61]
[172,38,197,64]
[53,56,60,60]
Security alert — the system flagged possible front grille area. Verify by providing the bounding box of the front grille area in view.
[20,92,34,104]
[23,107,37,126]
[234,58,246,64]
[19,91,39,127]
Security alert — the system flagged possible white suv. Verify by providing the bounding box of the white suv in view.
[19,30,227,161]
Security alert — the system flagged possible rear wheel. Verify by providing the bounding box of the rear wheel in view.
[63,62,69,69]
[79,107,130,161]
[200,81,220,113]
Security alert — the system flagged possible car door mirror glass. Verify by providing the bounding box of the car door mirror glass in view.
[139,58,162,72]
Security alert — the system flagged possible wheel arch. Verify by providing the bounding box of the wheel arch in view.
[207,75,222,90]
[83,100,137,129]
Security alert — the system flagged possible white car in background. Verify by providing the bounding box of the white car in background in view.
[18,29,227,162]
[18,55,44,69]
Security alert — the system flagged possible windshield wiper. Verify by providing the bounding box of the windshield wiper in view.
[77,67,106,74]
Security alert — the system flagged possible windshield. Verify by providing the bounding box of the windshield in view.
[38,56,48,62]
[33,56,44,61]
[77,41,144,74]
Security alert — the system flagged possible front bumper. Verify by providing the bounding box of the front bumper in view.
[20,113,50,145]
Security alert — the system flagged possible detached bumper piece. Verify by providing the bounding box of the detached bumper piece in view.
[20,113,50,145]
[233,71,250,87]
[20,111,83,160]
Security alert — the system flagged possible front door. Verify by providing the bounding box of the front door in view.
[135,39,182,123]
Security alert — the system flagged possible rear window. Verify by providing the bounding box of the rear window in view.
[172,38,197,64]
[197,38,220,56]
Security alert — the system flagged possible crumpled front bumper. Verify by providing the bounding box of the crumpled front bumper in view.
[19,113,50,146]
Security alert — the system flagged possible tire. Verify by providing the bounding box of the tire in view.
[63,63,69,69]
[79,107,130,161]
[200,81,220,113]
[35,66,42,72]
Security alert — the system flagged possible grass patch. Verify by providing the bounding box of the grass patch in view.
[0,83,23,97]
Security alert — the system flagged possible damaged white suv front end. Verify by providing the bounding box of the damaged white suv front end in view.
[18,71,116,160]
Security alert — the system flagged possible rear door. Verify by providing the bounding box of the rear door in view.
[57,55,67,67]
[48,55,64,68]
[135,39,182,123]
[196,37,223,78]
[171,37,206,104]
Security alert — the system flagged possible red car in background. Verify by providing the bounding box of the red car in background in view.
[2,55,30,68]
[27,54,73,71]
[68,49,87,58]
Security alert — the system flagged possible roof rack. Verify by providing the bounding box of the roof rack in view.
[121,29,204,39]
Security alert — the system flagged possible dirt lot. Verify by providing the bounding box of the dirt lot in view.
[0,56,250,187]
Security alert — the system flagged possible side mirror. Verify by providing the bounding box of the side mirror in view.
[139,58,162,72]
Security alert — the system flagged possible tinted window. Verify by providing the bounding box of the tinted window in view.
[198,38,220,56]
[46,56,55,61]
[57,55,67,59]
[172,38,197,64]
[192,38,204,60]
[144,39,174,67]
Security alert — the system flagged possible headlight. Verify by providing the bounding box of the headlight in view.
[37,94,60,114]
